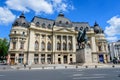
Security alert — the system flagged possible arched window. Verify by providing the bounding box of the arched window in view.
[68,43,72,50]
[98,46,102,51]
[36,22,40,26]
[48,24,51,29]
[13,42,16,49]
[47,42,51,51]
[35,41,39,50]
[59,21,62,24]
[57,42,61,50]
[14,31,16,34]
[41,41,45,51]
[75,27,78,31]
[42,23,45,28]
[20,42,24,49]
[22,23,26,27]
[63,43,67,50]
[14,22,18,26]
[66,21,69,25]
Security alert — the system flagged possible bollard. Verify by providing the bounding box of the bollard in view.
[29,67,31,70]
[112,65,115,68]
[95,65,97,68]
[3,67,6,70]
[54,66,56,69]
[17,67,19,70]
[85,66,88,68]
[42,66,44,69]
[65,66,67,69]
[76,65,78,69]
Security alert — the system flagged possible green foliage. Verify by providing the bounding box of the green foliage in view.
[0,38,9,60]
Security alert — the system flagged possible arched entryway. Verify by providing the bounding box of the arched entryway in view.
[63,55,67,64]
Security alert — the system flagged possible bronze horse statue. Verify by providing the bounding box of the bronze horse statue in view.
[77,28,87,49]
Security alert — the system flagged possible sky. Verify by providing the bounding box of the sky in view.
[0,0,120,42]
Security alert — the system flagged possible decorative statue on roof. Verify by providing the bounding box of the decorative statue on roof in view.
[77,27,88,49]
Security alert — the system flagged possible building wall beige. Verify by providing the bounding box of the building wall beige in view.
[8,13,109,65]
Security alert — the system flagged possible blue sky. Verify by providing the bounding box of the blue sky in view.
[0,0,120,42]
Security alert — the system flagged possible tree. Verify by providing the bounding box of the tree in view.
[0,38,9,60]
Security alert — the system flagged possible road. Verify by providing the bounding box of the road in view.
[0,68,120,80]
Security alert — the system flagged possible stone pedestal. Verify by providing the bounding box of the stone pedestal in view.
[76,47,92,63]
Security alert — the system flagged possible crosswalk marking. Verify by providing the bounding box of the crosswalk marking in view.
[73,74,83,76]
[73,76,104,79]
[0,75,5,77]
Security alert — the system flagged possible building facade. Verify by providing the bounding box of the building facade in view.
[109,41,120,61]
[8,13,109,65]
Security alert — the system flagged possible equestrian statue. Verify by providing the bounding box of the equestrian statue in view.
[77,27,88,49]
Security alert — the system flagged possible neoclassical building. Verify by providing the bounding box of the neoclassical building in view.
[109,40,120,61]
[8,12,109,65]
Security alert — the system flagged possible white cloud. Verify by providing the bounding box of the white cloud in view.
[0,7,16,25]
[5,0,74,14]
[105,15,120,42]
[106,36,118,42]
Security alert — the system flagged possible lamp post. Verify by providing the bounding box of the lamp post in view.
[52,22,55,64]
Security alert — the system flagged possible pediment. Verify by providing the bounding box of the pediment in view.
[55,28,74,33]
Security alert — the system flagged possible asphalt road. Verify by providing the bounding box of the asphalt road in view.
[0,68,120,80]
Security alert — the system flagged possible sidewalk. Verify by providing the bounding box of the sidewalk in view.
[10,63,120,70]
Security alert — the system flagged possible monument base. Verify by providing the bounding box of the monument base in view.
[76,47,92,63]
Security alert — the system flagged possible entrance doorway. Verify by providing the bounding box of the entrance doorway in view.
[10,54,15,65]
[10,58,15,65]
[99,54,104,63]
[58,58,61,64]
[63,55,67,64]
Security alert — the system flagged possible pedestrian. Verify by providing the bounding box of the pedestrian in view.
[24,63,26,69]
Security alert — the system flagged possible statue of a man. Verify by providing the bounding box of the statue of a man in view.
[77,27,88,49]
[77,27,83,41]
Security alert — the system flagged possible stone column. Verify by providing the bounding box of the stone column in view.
[52,53,55,64]
[45,34,47,52]
[61,35,63,51]
[24,53,27,64]
[103,54,107,63]
[45,54,47,64]
[54,54,58,64]
[67,54,70,64]
[72,36,76,52]
[55,35,57,51]
[9,39,13,50]
[15,53,18,64]
[91,37,96,52]
[39,34,41,51]
[72,53,76,63]
[61,54,63,64]
[67,35,69,51]
[102,42,104,51]
[39,54,41,64]
[28,53,34,65]
[17,38,20,50]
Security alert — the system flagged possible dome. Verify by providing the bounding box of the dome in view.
[93,22,103,34]
[55,12,72,27]
[13,13,29,28]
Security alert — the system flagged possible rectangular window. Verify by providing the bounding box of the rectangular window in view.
[34,54,39,64]
[13,42,16,49]
[18,54,24,63]
[20,42,24,49]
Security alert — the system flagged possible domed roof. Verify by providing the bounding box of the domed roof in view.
[13,13,29,28]
[55,12,72,27]
[93,22,103,34]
